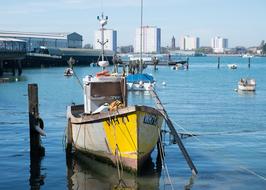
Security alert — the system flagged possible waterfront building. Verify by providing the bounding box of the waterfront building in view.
[211,36,228,53]
[171,36,176,49]
[118,45,134,53]
[94,29,117,52]
[0,31,82,52]
[134,26,161,54]
[179,35,200,50]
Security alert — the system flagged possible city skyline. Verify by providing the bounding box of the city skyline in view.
[1,0,265,48]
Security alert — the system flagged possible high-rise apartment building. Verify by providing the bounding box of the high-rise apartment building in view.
[94,29,117,52]
[134,26,161,54]
[179,35,200,50]
[211,36,228,53]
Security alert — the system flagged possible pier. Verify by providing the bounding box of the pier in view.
[0,38,26,76]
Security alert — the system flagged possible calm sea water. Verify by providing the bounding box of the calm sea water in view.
[0,56,266,189]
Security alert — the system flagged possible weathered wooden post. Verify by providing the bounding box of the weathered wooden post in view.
[28,84,45,157]
[217,56,220,69]
[186,57,189,70]
[248,57,251,69]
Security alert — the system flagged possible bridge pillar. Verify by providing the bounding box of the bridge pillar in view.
[0,60,3,76]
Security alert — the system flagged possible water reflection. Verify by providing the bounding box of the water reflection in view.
[0,75,27,83]
[29,155,45,190]
[237,90,256,97]
[66,152,161,190]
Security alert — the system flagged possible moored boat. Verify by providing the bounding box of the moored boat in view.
[238,78,256,91]
[172,63,186,70]
[227,64,237,69]
[126,73,155,91]
[64,68,73,76]
[66,13,164,173]
[66,74,163,172]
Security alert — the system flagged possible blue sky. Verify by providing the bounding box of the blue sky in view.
[0,0,265,47]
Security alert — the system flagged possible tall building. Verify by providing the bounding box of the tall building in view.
[94,29,117,52]
[134,26,161,54]
[0,31,82,52]
[179,35,200,50]
[211,36,228,53]
[171,36,176,49]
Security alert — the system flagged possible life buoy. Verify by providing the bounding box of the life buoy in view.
[96,70,110,77]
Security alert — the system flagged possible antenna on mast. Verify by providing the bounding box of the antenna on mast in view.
[97,13,109,69]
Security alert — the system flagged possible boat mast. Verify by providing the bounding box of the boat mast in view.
[97,13,109,62]
[140,0,143,73]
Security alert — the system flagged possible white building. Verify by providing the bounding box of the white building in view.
[134,26,161,54]
[94,29,117,52]
[211,36,228,53]
[179,35,200,50]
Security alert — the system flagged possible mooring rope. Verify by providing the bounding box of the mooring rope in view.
[158,127,175,190]
[171,119,266,181]
[108,111,127,188]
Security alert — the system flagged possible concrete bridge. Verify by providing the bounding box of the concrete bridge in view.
[0,38,26,76]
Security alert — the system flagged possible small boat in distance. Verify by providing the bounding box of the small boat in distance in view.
[227,64,237,69]
[242,54,253,58]
[64,68,73,76]
[64,57,75,76]
[172,63,186,70]
[238,78,256,91]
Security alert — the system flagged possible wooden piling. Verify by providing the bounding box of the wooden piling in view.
[186,57,189,70]
[217,56,220,69]
[248,57,251,69]
[28,84,45,157]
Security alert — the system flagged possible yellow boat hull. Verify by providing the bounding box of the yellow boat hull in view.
[67,105,163,172]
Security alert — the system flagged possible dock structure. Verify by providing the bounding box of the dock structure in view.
[0,38,26,76]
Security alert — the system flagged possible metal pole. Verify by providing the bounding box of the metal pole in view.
[140,0,143,73]
[101,25,104,62]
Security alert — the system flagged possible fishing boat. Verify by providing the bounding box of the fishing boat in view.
[227,64,237,69]
[66,13,164,173]
[238,78,256,91]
